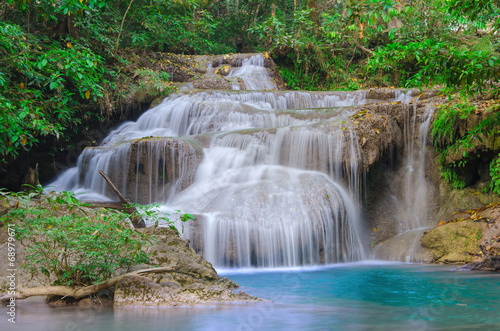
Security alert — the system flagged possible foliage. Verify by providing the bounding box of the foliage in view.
[248,6,370,90]
[368,38,500,94]
[490,154,500,194]
[0,0,237,172]
[367,0,500,94]
[440,164,466,189]
[431,101,500,191]
[431,102,476,149]
[0,188,158,286]
[132,69,173,99]
[0,21,106,166]
[135,202,194,234]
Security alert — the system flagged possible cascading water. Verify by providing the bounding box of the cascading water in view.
[52,54,435,268]
[372,91,436,262]
[228,55,278,90]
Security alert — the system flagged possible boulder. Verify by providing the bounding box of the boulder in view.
[421,220,484,263]
[113,226,262,306]
[114,274,260,307]
[453,256,500,272]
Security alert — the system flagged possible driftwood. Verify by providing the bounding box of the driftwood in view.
[0,267,176,303]
[82,170,146,228]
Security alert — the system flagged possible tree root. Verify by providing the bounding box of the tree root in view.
[0,266,176,303]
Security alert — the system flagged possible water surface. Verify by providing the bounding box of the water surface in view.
[3,262,500,330]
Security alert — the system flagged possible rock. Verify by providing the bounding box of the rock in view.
[421,220,484,263]
[79,137,203,204]
[453,256,500,272]
[372,228,435,262]
[114,274,260,307]
[111,226,261,307]
[193,77,232,89]
[214,65,231,76]
[436,186,500,222]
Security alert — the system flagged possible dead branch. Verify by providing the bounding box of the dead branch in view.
[97,170,145,228]
[356,43,374,57]
[0,266,176,303]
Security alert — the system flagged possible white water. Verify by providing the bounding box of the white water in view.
[228,55,278,90]
[371,91,436,262]
[50,54,439,268]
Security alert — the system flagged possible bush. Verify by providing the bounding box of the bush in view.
[1,189,158,286]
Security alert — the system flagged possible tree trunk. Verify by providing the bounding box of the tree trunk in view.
[307,0,320,29]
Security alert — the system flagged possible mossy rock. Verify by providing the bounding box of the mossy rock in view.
[421,220,484,264]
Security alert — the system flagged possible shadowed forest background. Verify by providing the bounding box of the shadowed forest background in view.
[1,0,499,191]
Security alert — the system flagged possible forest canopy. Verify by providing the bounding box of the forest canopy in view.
[0,0,499,187]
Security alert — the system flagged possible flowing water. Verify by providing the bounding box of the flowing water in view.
[50,55,373,268]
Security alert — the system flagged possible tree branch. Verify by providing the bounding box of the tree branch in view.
[114,0,135,56]
[98,170,145,228]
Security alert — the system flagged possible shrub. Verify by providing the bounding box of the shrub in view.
[1,189,159,286]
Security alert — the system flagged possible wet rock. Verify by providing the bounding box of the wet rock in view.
[78,137,203,205]
[114,274,260,307]
[214,65,231,76]
[366,88,438,101]
[373,228,435,262]
[453,256,500,272]
[211,53,276,69]
[193,77,232,90]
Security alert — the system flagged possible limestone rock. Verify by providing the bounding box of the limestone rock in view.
[193,77,232,90]
[436,186,500,222]
[421,220,484,263]
[114,274,260,307]
[373,228,435,262]
[111,226,261,307]
[453,256,500,272]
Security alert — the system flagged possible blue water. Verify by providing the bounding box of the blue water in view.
[3,262,500,330]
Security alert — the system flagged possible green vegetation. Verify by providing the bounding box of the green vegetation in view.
[0,0,232,175]
[0,188,172,286]
[431,101,500,190]
[431,102,476,149]
[1,0,500,193]
[490,154,500,194]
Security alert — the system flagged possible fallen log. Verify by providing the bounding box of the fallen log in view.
[0,267,176,303]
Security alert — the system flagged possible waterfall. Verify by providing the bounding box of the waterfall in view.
[228,55,278,90]
[372,91,436,262]
[50,54,406,268]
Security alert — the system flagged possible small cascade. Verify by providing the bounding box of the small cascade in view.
[50,137,201,203]
[228,55,277,90]
[399,93,435,231]
[372,91,436,262]
[100,90,367,146]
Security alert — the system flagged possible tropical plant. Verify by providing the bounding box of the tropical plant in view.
[1,189,157,286]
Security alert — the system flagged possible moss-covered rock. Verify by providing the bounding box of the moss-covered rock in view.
[421,220,484,263]
[436,185,500,222]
